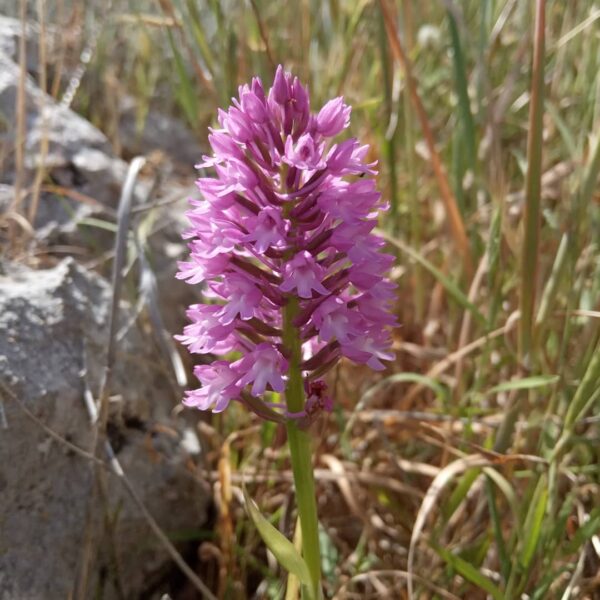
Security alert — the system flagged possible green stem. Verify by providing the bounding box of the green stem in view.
[401,0,424,322]
[519,0,545,364]
[283,296,322,599]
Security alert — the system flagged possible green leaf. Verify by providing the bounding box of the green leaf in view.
[243,487,312,588]
[185,0,217,76]
[545,100,577,158]
[519,0,546,357]
[564,339,600,429]
[445,468,481,521]
[432,542,503,600]
[78,217,119,233]
[166,29,198,127]
[519,475,548,569]
[447,8,476,174]
[484,476,510,582]
[488,375,559,394]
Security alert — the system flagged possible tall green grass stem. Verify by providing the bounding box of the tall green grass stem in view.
[495,0,546,455]
[402,0,424,321]
[447,7,477,176]
[519,0,546,364]
[378,6,399,231]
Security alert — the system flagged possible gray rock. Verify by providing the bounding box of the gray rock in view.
[0,259,208,599]
[0,52,129,207]
[0,16,57,72]
[0,181,98,246]
[0,16,27,62]
[0,50,156,246]
[118,97,203,172]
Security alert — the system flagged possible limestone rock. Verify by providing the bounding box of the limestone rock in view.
[0,259,208,599]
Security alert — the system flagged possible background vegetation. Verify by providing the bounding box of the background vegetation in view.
[4,0,600,598]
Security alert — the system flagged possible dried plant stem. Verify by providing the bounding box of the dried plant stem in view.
[0,380,103,465]
[377,5,399,231]
[283,296,322,599]
[453,252,488,407]
[115,455,219,600]
[29,0,49,225]
[403,316,520,406]
[77,157,146,597]
[60,8,103,109]
[334,570,461,600]
[11,0,27,223]
[249,0,275,68]
[97,157,146,434]
[49,0,65,98]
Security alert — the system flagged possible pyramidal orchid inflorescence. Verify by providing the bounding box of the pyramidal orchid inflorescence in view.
[177,65,396,422]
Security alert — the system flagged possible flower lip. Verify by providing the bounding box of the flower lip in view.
[175,304,237,355]
[280,251,331,299]
[242,206,288,253]
[283,134,326,172]
[340,332,396,371]
[310,296,360,343]
[213,274,263,325]
[235,343,289,396]
[184,361,241,412]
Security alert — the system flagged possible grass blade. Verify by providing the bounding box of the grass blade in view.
[408,455,492,599]
[444,468,481,521]
[185,0,217,76]
[135,235,188,388]
[488,375,559,394]
[484,469,519,581]
[574,131,600,221]
[432,542,503,600]
[519,0,546,362]
[249,0,276,68]
[401,0,425,321]
[535,233,569,326]
[378,0,472,275]
[447,4,477,176]
[563,336,600,430]
[166,28,199,126]
[378,230,486,326]
[377,4,399,232]
[535,132,600,339]
[519,474,548,569]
